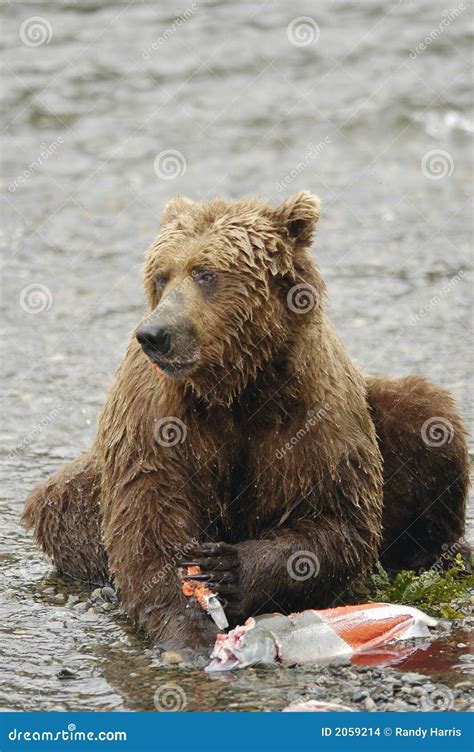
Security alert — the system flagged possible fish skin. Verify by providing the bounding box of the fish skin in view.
[277,611,351,664]
[205,604,437,672]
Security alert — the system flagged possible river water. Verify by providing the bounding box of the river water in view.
[1,0,472,711]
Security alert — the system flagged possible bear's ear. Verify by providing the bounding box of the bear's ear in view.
[160,196,196,225]
[273,191,320,247]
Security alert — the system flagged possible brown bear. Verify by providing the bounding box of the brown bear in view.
[23,192,469,653]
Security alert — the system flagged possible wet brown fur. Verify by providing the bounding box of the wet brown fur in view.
[367,374,469,570]
[22,192,469,651]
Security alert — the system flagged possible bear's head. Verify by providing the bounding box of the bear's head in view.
[136,191,325,405]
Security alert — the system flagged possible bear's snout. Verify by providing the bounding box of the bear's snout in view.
[136,318,199,376]
[136,323,171,356]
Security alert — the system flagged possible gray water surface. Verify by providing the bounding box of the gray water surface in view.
[1,0,472,711]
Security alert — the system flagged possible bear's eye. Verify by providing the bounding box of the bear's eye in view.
[154,273,168,288]
[191,269,216,285]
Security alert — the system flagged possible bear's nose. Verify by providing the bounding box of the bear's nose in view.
[136,323,171,356]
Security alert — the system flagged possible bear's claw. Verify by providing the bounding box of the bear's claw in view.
[181,542,243,622]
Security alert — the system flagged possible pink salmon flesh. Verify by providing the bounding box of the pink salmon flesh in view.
[205,603,437,672]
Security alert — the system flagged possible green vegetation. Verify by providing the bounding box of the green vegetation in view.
[354,555,474,619]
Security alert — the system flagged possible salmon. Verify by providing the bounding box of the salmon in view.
[205,603,437,672]
[180,565,228,630]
